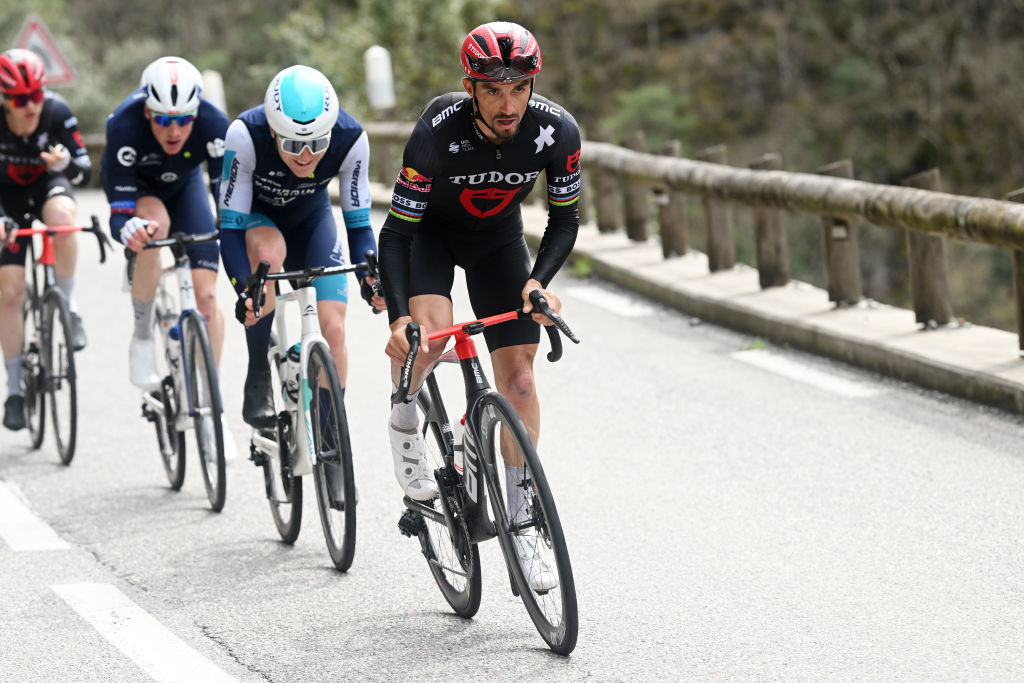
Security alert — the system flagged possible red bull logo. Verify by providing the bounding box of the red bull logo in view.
[397,166,432,192]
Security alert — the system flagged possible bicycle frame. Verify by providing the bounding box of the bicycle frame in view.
[249,283,328,477]
[139,247,219,432]
[401,299,578,542]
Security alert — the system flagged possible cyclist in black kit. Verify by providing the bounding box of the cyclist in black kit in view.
[0,49,91,431]
[379,19,581,573]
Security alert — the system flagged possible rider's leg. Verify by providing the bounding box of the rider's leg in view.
[42,193,88,350]
[388,294,454,425]
[0,264,26,430]
[125,197,172,390]
[0,265,26,386]
[191,268,224,363]
[43,194,78,304]
[317,300,348,387]
[239,224,285,427]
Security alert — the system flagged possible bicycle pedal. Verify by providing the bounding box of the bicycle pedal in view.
[250,449,267,467]
[397,509,425,537]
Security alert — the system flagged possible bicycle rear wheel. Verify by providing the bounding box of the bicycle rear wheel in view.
[43,290,76,465]
[264,338,302,542]
[307,342,356,572]
[416,375,482,618]
[183,313,225,512]
[476,392,578,655]
[21,286,45,448]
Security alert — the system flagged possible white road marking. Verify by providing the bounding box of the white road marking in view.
[0,480,70,550]
[52,583,237,683]
[731,349,881,398]
[567,285,655,317]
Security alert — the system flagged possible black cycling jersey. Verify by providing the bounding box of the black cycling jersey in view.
[0,91,91,189]
[379,90,582,322]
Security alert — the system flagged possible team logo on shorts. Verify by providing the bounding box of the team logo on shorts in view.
[458,187,520,219]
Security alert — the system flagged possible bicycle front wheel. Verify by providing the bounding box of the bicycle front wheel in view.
[307,342,356,572]
[416,375,481,618]
[153,308,185,489]
[477,392,578,655]
[43,290,77,465]
[265,337,302,543]
[21,286,45,449]
[183,313,225,512]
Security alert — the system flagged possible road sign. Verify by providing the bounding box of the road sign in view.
[14,14,75,85]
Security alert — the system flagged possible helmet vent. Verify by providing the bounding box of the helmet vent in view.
[473,35,491,55]
[170,84,178,105]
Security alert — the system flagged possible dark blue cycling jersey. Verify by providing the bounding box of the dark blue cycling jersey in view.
[101,89,230,242]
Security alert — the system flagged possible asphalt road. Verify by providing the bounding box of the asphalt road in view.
[2,190,1024,680]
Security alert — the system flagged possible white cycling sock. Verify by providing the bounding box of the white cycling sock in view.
[506,464,527,523]
[132,298,155,339]
[389,381,419,430]
[5,356,22,397]
[56,276,77,312]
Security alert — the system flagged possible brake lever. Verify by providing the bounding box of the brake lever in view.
[247,261,271,320]
[392,321,421,406]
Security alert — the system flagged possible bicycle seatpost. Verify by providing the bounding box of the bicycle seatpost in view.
[393,322,420,406]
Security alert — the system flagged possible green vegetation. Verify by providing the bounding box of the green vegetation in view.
[4,1,1023,328]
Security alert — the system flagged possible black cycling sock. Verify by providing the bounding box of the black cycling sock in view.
[245,311,275,366]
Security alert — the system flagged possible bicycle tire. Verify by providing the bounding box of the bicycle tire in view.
[265,340,302,542]
[21,284,45,449]
[307,342,356,572]
[476,392,578,655]
[416,375,482,618]
[183,312,225,512]
[153,307,185,489]
[43,290,76,465]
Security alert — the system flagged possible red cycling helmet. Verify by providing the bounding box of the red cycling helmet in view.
[0,48,46,95]
[460,22,541,82]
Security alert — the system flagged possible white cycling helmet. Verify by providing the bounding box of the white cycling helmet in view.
[264,65,338,140]
[140,56,203,114]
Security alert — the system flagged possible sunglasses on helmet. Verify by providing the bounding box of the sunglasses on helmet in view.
[277,133,331,156]
[151,111,197,127]
[469,54,538,80]
[5,89,44,108]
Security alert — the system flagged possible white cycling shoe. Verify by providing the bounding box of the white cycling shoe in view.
[389,421,437,501]
[129,336,161,391]
[513,533,559,592]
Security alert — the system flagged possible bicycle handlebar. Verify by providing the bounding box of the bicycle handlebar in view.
[125,230,221,286]
[391,290,580,404]
[241,254,375,321]
[6,215,111,264]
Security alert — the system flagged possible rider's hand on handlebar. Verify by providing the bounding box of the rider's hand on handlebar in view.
[41,144,71,173]
[360,275,387,312]
[386,316,426,362]
[521,279,562,326]
[120,217,157,253]
[234,285,270,327]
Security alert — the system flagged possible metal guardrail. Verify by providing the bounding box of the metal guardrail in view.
[81,123,1024,350]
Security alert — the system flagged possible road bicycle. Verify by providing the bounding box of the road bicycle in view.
[9,216,109,465]
[243,256,369,572]
[128,231,226,512]
[393,291,581,655]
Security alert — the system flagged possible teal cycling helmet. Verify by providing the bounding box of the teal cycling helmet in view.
[264,65,338,140]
